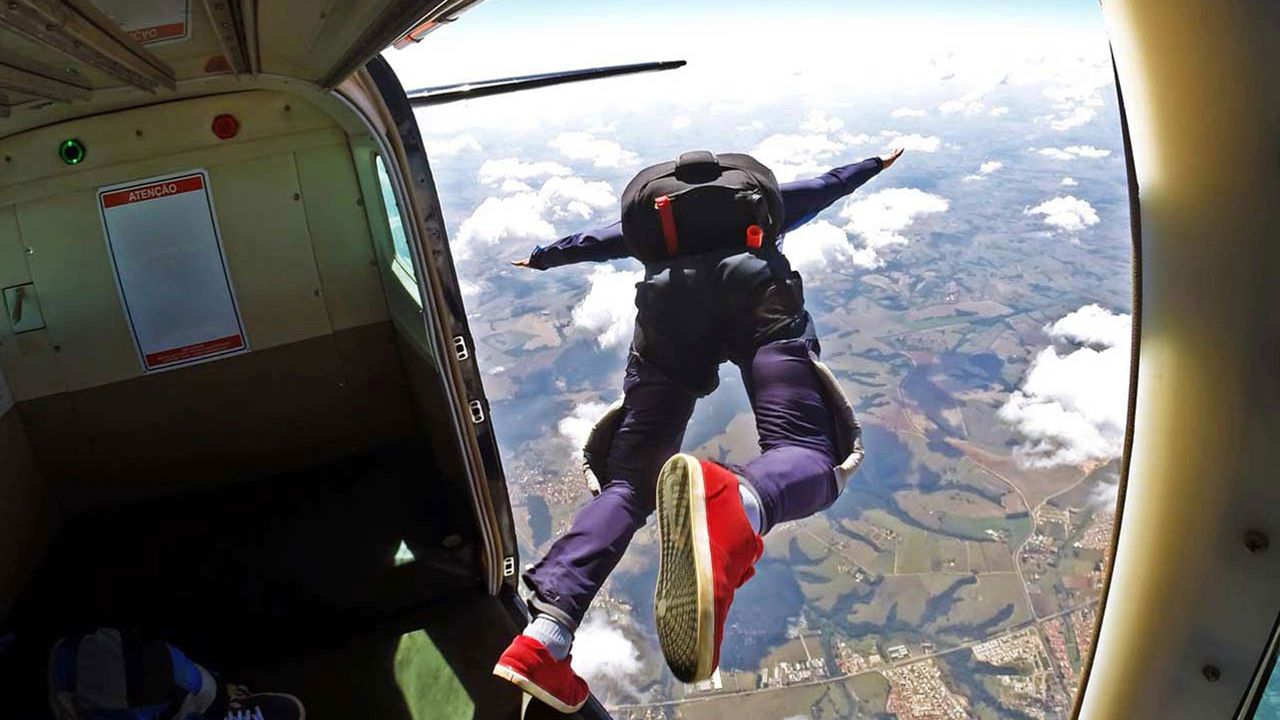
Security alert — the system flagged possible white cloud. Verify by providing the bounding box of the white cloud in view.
[424,133,481,156]
[1050,104,1098,131]
[751,132,849,182]
[839,188,949,266]
[780,220,877,273]
[558,400,614,456]
[1037,147,1076,161]
[1088,479,1121,509]
[891,107,927,118]
[500,179,533,194]
[938,88,988,117]
[882,133,941,153]
[455,176,615,259]
[571,613,644,687]
[1063,145,1111,158]
[989,106,1010,117]
[1042,71,1108,132]
[1035,145,1111,161]
[965,160,1003,181]
[737,120,765,132]
[671,115,692,130]
[800,110,845,133]
[551,131,640,168]
[477,157,571,185]
[571,266,642,349]
[1000,305,1131,468]
[1061,177,1079,187]
[1025,195,1100,233]
[838,132,874,146]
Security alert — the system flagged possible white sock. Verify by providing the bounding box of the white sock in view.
[739,484,764,534]
[523,615,573,661]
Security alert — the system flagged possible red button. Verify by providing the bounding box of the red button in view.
[211,114,239,139]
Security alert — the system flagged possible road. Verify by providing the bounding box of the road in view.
[611,599,1099,713]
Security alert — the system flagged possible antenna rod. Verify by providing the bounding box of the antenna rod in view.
[406,60,687,107]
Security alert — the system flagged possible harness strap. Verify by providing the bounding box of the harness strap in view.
[655,195,679,256]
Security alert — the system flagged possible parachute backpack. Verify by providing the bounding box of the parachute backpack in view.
[620,151,785,262]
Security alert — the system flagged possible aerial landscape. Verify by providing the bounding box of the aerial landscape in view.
[390,1,1132,717]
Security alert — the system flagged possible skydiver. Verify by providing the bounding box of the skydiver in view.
[493,146,905,712]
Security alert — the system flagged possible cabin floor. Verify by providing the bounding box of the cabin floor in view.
[0,440,602,719]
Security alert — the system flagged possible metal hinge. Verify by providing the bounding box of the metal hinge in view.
[468,400,485,424]
[452,335,469,361]
[503,556,516,577]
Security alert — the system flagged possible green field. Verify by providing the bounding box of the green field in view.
[848,672,891,716]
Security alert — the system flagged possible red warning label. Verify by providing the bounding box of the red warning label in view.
[127,21,187,45]
[144,334,245,367]
[101,175,205,208]
[99,169,248,372]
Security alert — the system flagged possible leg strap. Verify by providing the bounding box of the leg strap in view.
[808,354,865,492]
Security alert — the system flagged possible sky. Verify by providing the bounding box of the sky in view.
[396,0,1107,84]
[387,0,1113,140]
[383,0,1127,477]
[382,0,1130,706]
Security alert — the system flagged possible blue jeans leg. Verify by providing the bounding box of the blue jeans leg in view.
[522,353,697,628]
[736,335,841,535]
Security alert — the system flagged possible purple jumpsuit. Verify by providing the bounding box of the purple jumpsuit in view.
[521,158,883,629]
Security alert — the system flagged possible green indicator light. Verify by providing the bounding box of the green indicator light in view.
[58,138,86,165]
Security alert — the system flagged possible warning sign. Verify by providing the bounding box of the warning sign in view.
[99,170,248,372]
[89,0,190,46]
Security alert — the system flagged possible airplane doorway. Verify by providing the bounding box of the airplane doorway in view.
[387,0,1133,716]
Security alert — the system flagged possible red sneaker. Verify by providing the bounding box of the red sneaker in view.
[492,635,589,714]
[654,453,764,682]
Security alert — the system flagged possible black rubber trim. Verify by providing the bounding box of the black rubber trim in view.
[364,55,521,592]
[1069,44,1145,719]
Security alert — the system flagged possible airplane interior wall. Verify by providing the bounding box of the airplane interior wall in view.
[0,90,420,517]
[0,364,55,618]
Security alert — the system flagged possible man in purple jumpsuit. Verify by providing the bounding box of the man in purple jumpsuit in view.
[493,148,903,709]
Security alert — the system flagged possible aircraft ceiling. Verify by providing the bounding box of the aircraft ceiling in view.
[0,0,486,138]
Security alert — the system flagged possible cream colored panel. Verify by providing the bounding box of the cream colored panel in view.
[1079,1,1280,718]
[210,153,332,350]
[0,206,30,288]
[18,193,139,392]
[294,143,388,331]
[0,91,334,194]
[0,208,65,399]
[257,0,386,79]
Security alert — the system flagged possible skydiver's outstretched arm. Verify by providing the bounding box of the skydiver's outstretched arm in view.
[512,150,904,269]
[514,220,629,270]
[780,149,904,233]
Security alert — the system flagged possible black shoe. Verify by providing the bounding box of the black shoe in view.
[220,685,305,720]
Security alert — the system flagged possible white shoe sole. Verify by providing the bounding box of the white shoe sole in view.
[492,663,586,714]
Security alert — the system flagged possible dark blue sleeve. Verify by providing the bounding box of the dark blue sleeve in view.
[780,157,884,233]
[526,220,629,270]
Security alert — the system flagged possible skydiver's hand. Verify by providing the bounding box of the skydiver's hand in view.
[511,258,533,269]
[880,148,904,169]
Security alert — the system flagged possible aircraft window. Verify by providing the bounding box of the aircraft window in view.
[1252,660,1280,718]
[388,2,1131,717]
[375,154,416,282]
